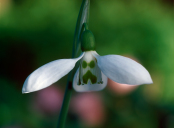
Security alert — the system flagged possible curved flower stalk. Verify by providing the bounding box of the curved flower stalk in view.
[22,29,153,93]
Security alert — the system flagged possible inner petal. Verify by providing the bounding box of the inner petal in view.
[73,68,108,92]
[78,51,102,85]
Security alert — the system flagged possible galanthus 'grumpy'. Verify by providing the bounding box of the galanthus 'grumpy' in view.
[22,30,153,93]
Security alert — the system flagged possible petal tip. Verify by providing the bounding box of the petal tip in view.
[143,73,153,85]
[22,86,30,94]
[22,91,29,94]
[22,86,38,94]
[138,76,153,85]
[146,78,153,85]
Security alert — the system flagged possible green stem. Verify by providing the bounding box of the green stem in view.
[57,75,73,128]
[57,0,90,128]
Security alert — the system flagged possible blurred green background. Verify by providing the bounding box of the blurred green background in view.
[0,0,174,128]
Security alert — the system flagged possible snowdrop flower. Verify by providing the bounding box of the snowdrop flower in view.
[22,30,153,93]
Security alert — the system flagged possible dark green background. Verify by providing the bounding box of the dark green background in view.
[0,0,173,128]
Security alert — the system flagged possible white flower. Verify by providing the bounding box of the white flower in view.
[22,50,153,93]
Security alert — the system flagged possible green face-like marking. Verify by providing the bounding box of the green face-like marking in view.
[89,60,95,68]
[82,60,95,69]
[81,60,97,84]
[82,61,87,68]
[83,70,97,84]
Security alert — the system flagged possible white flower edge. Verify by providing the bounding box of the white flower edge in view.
[22,53,85,93]
[92,51,153,85]
[73,68,108,92]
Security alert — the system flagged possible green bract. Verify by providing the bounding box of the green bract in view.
[81,30,96,51]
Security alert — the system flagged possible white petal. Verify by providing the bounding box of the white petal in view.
[78,51,103,85]
[73,68,108,92]
[22,53,84,93]
[92,51,153,85]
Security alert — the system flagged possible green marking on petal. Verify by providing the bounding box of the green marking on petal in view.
[83,70,97,84]
[88,60,95,68]
[82,61,87,68]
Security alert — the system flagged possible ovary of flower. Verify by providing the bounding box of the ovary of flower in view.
[22,50,153,93]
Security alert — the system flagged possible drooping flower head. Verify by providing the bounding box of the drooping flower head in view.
[22,27,152,93]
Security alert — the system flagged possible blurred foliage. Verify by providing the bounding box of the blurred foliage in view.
[0,0,174,128]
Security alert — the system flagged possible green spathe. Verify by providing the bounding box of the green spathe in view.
[81,30,96,51]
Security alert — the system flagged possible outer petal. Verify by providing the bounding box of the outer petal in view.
[22,53,84,93]
[92,51,153,85]
[73,68,108,92]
